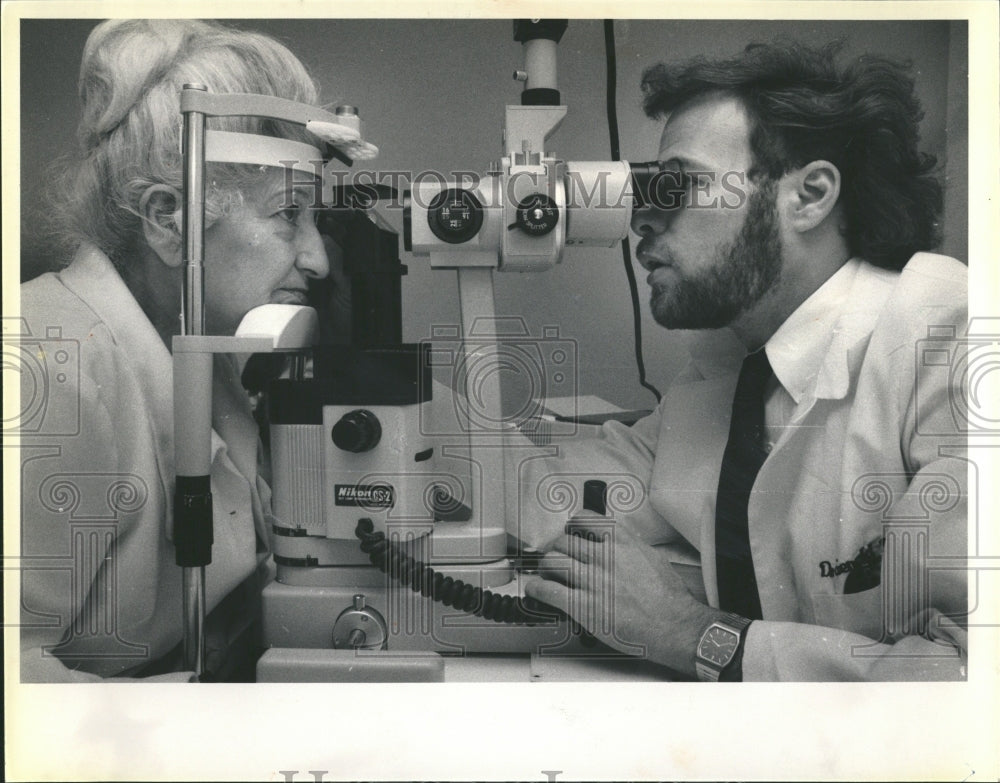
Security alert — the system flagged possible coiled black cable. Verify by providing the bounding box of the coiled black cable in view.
[355,518,562,626]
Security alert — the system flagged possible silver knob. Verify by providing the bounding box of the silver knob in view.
[331,593,388,650]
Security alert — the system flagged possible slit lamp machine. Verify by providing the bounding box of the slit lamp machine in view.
[174,20,677,681]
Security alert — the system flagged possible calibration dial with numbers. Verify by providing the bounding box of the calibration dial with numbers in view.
[427,188,485,244]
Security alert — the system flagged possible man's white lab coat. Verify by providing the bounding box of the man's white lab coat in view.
[512,253,969,680]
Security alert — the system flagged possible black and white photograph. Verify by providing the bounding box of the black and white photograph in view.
[4,3,999,780]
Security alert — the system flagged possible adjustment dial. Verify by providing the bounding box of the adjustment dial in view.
[514,193,559,236]
[427,188,484,244]
[331,409,382,453]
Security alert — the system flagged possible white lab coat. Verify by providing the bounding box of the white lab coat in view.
[512,253,968,680]
[18,244,272,681]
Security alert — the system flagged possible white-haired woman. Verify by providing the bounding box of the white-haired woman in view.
[20,20,338,681]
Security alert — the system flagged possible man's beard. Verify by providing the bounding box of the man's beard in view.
[649,178,782,330]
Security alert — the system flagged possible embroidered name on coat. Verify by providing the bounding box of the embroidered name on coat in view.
[819,536,885,594]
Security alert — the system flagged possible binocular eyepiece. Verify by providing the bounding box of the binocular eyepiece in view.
[629,160,687,211]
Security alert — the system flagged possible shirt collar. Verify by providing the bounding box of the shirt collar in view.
[764,259,862,405]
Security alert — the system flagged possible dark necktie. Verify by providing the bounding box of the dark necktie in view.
[715,348,773,620]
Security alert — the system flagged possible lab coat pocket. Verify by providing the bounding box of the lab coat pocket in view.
[810,587,886,641]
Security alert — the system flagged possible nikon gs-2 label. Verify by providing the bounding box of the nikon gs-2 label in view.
[334,484,395,508]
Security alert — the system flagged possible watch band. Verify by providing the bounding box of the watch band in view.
[718,620,751,683]
[695,612,753,682]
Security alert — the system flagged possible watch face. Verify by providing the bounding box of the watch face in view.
[699,625,739,666]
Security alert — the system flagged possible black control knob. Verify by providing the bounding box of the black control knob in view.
[332,409,382,453]
[428,188,484,244]
[514,193,559,236]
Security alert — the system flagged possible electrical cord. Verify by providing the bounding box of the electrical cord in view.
[355,518,562,625]
[603,19,662,404]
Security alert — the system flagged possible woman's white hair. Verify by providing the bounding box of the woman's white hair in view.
[52,19,321,269]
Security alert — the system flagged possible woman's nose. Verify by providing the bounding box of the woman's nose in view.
[295,217,331,279]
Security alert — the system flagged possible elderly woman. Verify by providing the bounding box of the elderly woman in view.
[20,20,340,681]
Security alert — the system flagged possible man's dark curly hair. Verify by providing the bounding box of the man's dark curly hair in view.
[641,40,943,270]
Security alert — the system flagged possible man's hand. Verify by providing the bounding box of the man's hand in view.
[523,520,723,677]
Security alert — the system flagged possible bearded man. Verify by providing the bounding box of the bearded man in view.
[519,41,968,682]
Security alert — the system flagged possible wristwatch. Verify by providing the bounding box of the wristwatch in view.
[695,612,753,682]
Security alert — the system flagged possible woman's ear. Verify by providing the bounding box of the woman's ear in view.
[782,160,841,233]
[139,185,184,268]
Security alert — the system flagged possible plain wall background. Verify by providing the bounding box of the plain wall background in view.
[20,19,968,411]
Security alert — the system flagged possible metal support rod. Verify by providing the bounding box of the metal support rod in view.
[182,84,208,336]
[180,83,209,677]
[182,567,206,671]
[456,266,508,560]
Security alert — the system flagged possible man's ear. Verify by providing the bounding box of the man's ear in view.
[782,160,841,233]
[139,185,184,268]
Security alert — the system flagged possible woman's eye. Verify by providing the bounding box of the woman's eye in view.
[277,205,321,227]
[277,206,301,225]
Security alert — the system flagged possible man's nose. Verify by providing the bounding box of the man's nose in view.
[630,203,671,240]
[295,217,331,279]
